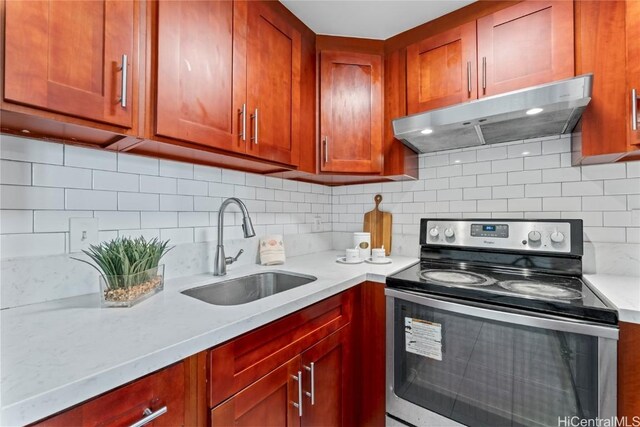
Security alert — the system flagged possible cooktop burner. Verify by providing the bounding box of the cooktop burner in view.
[498,279,584,301]
[388,260,617,325]
[418,270,496,287]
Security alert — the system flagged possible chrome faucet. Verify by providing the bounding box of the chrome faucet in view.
[214,197,256,276]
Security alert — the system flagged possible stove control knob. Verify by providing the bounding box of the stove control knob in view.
[528,231,542,242]
[444,228,455,238]
[429,227,439,238]
[551,231,565,244]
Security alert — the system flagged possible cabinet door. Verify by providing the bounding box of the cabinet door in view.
[211,356,302,427]
[320,51,382,173]
[36,362,187,426]
[301,327,352,427]
[406,21,477,114]
[4,0,134,128]
[627,0,640,147]
[155,1,246,153]
[245,1,301,166]
[477,1,574,97]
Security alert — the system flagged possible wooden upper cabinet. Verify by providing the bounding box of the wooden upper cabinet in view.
[627,0,640,148]
[155,0,246,153]
[4,0,135,128]
[245,1,301,166]
[320,51,382,174]
[211,356,302,427]
[406,21,477,114]
[477,0,574,98]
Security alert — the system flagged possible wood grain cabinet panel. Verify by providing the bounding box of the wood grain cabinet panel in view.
[619,321,640,417]
[155,0,246,154]
[477,0,574,98]
[320,51,382,173]
[33,362,188,427]
[301,326,353,427]
[211,356,302,427]
[627,0,640,148]
[406,21,477,113]
[245,1,301,166]
[4,0,135,128]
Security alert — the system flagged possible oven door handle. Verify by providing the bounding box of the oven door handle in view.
[385,288,618,340]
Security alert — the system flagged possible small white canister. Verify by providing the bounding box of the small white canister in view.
[354,232,371,259]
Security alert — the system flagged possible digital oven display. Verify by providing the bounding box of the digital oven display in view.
[471,224,509,238]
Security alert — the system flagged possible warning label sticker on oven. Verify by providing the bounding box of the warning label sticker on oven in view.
[405,317,442,361]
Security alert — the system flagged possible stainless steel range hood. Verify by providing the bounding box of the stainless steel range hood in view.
[392,74,593,153]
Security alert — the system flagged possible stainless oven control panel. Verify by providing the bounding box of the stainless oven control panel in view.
[424,220,575,253]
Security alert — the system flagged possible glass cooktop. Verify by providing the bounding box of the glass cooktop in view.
[387,261,617,325]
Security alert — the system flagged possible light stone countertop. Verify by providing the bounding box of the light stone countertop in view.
[584,274,640,324]
[0,251,418,426]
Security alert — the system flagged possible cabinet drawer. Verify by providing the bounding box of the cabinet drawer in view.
[33,362,186,427]
[209,289,355,407]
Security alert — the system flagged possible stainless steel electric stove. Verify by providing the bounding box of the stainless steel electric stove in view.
[385,218,618,427]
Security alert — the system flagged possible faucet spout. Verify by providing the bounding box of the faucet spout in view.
[214,198,255,276]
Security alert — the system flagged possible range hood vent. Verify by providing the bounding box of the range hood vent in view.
[392,74,593,153]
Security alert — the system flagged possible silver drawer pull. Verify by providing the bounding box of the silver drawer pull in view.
[239,103,247,141]
[304,362,315,405]
[632,89,638,131]
[467,61,472,97]
[128,406,167,427]
[291,371,303,417]
[119,54,128,108]
[251,108,259,145]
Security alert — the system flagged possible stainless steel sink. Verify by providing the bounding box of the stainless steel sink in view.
[181,271,317,306]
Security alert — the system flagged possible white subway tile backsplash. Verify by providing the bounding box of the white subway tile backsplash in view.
[1,135,63,164]
[65,145,115,170]
[2,185,64,210]
[492,158,523,173]
[561,211,603,227]
[583,227,626,243]
[523,154,559,170]
[462,161,491,176]
[603,211,638,227]
[449,150,476,164]
[508,141,541,158]
[436,165,462,178]
[562,181,603,196]
[160,194,193,212]
[477,146,507,162]
[160,228,194,244]
[582,163,627,180]
[450,176,476,188]
[603,178,640,195]
[541,137,570,154]
[543,197,581,211]
[477,199,507,212]
[33,164,92,189]
[627,162,640,178]
[159,160,193,179]
[118,153,159,175]
[34,210,92,232]
[508,198,541,211]
[582,195,627,211]
[437,189,462,201]
[1,210,33,234]
[118,192,158,211]
[209,182,234,198]
[67,189,117,210]
[508,170,542,185]
[141,212,178,229]
[193,165,222,182]
[1,160,31,185]
[463,187,492,200]
[492,185,524,199]
[525,183,561,197]
[177,179,208,196]
[140,175,177,194]
[93,170,139,192]
[477,173,507,187]
[542,167,581,183]
[1,233,66,259]
[94,211,140,230]
[178,212,210,227]
[118,229,160,240]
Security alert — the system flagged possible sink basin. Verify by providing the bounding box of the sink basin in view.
[181,271,317,306]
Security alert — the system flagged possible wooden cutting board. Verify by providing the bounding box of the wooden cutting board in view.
[363,194,392,255]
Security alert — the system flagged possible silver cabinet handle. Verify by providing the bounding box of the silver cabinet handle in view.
[128,406,167,427]
[119,54,128,108]
[482,56,486,94]
[323,137,328,164]
[467,61,472,97]
[291,371,303,417]
[251,108,259,145]
[632,89,638,131]
[239,104,246,141]
[303,362,315,405]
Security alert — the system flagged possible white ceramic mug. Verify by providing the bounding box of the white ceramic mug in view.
[345,248,360,262]
[371,248,386,262]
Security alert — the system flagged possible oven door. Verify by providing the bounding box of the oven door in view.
[386,288,618,427]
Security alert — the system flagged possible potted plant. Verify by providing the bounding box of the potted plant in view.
[73,237,172,307]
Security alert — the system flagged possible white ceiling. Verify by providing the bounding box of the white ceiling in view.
[280,0,476,40]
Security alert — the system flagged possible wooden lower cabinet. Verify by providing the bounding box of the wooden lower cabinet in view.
[619,321,640,417]
[211,356,302,427]
[33,361,189,427]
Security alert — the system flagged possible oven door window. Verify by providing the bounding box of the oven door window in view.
[394,299,599,427]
